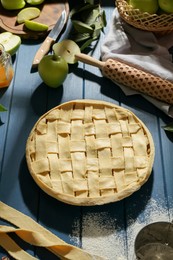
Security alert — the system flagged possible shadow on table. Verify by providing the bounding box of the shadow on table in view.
[82,169,153,225]
[19,156,80,259]
[124,171,154,218]
[74,67,173,123]
[30,82,64,117]
[19,155,81,230]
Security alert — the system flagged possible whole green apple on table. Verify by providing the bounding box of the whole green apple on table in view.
[37,40,81,88]
[38,55,69,88]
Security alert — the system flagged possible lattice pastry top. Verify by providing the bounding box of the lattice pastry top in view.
[26,100,155,206]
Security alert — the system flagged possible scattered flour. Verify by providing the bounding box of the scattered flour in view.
[81,212,126,260]
[70,197,172,260]
[126,197,171,260]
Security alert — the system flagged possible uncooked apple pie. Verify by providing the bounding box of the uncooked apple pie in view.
[26,100,155,206]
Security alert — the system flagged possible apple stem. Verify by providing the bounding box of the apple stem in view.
[52,55,59,61]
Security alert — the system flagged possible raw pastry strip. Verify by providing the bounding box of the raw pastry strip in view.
[0,233,37,260]
[0,202,104,260]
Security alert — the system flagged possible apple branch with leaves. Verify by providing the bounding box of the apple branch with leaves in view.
[70,1,106,51]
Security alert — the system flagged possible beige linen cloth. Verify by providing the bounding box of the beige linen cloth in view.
[101,8,173,117]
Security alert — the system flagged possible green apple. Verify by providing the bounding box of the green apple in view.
[158,0,173,13]
[53,40,81,64]
[129,0,159,14]
[24,20,48,31]
[25,0,45,5]
[0,32,21,56]
[1,0,25,10]
[38,55,69,88]
[17,7,41,24]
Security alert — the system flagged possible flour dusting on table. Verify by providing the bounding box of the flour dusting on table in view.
[70,198,172,260]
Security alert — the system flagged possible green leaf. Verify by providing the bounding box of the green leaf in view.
[102,10,107,27]
[70,3,107,51]
[92,29,101,40]
[70,3,98,20]
[72,33,91,43]
[162,123,173,132]
[69,3,86,18]
[85,0,94,4]
[83,7,100,24]
[79,3,99,14]
[0,104,7,112]
[72,20,94,33]
[80,38,94,51]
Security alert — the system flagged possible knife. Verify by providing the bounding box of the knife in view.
[32,9,67,68]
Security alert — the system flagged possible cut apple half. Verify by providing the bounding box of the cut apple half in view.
[52,40,81,64]
[25,0,45,5]
[24,20,48,31]
[17,7,41,24]
[0,32,21,56]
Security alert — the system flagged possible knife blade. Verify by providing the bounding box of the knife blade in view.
[32,9,66,68]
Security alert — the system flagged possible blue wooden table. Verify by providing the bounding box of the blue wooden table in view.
[0,1,173,259]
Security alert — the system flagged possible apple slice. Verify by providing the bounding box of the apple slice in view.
[24,20,48,31]
[25,0,45,5]
[1,0,25,10]
[0,32,21,56]
[52,40,81,64]
[17,7,41,24]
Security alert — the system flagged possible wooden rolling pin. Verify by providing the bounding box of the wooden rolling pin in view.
[75,53,173,105]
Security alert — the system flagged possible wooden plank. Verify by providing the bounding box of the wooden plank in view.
[33,16,84,260]
[159,117,173,219]
[1,1,173,259]
[122,102,170,259]
[0,55,17,178]
[81,3,128,259]
[35,68,84,259]
[0,42,44,258]
[82,1,173,259]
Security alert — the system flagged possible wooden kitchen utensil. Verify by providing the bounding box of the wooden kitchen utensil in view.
[75,53,173,105]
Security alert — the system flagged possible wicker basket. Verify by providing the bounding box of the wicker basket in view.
[116,0,173,35]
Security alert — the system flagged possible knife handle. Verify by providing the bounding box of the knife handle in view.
[32,36,55,68]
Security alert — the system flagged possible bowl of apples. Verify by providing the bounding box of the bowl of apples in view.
[116,0,173,35]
